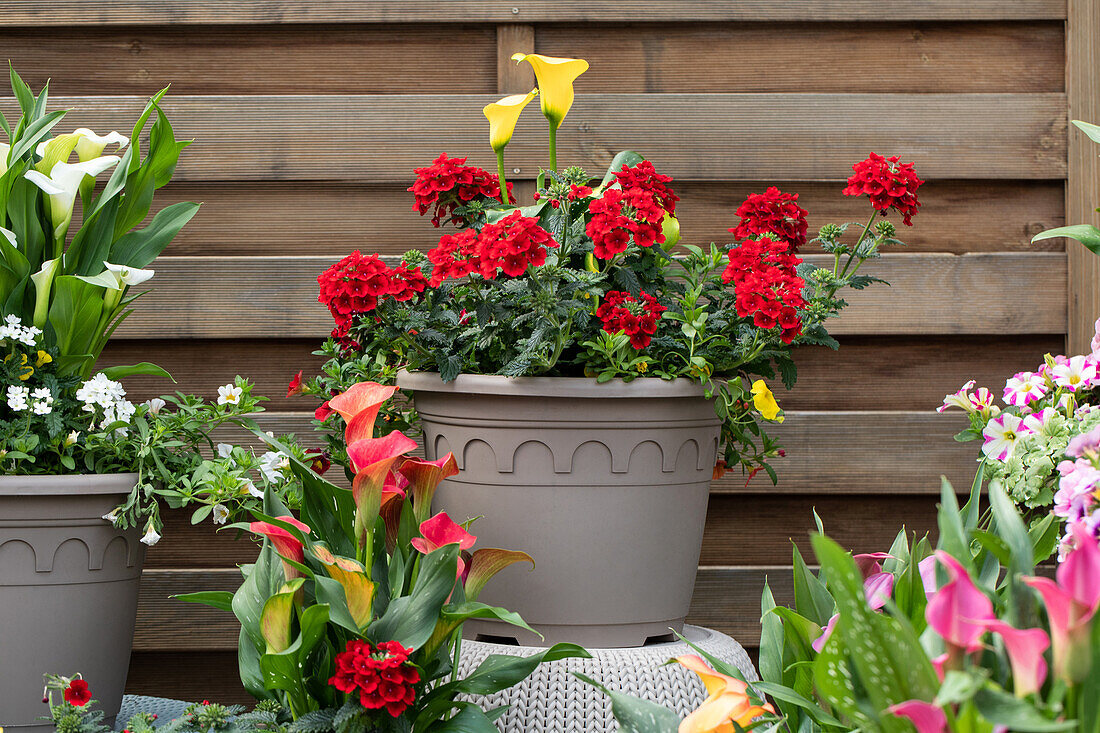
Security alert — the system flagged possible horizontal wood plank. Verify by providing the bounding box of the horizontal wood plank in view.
[99,334,1065,414]
[538,22,1065,93]
[183,409,982,496]
[147,492,946,570]
[110,253,1066,339]
[0,94,1066,182]
[0,1,1067,25]
[145,179,1065,257]
[128,651,252,705]
[7,25,497,96]
[133,567,790,651]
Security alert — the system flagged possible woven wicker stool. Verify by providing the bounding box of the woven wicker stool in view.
[455,625,757,732]
[117,695,191,728]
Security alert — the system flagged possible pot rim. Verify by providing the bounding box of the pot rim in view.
[395,370,711,399]
[0,472,139,496]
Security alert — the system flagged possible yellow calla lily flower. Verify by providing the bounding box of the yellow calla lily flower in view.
[750,380,784,423]
[484,89,537,153]
[511,53,589,129]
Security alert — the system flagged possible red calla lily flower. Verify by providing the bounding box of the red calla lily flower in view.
[250,515,311,580]
[329,382,398,445]
[399,453,459,522]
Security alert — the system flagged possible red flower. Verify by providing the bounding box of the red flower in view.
[388,264,428,302]
[722,237,806,344]
[408,153,513,227]
[63,679,91,707]
[286,370,303,399]
[427,229,480,286]
[730,186,808,252]
[329,639,420,718]
[315,400,334,421]
[567,184,593,201]
[586,162,677,259]
[475,211,558,279]
[842,152,923,226]
[596,290,667,349]
[306,448,331,475]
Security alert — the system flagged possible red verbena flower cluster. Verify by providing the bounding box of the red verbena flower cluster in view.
[329,639,420,717]
[596,290,667,349]
[426,211,558,285]
[730,186,808,252]
[408,153,513,227]
[842,152,924,226]
[318,251,428,345]
[722,238,805,344]
[586,162,679,259]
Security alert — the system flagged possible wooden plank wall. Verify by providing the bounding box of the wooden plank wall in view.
[1,1,1069,703]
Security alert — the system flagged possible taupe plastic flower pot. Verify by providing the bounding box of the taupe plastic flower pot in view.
[0,473,143,732]
[396,371,720,648]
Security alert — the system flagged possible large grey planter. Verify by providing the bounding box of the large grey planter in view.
[396,372,720,648]
[0,473,143,732]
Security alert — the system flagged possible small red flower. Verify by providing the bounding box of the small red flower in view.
[329,639,420,718]
[408,153,513,228]
[596,290,667,349]
[306,448,331,475]
[842,152,923,226]
[63,678,91,707]
[722,237,805,343]
[586,162,677,259]
[315,400,335,421]
[730,186,808,252]
[286,370,303,399]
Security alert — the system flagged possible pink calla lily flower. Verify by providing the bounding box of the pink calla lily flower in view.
[250,516,311,580]
[918,555,938,600]
[399,453,459,523]
[888,700,947,733]
[463,547,534,602]
[412,512,477,579]
[328,382,398,445]
[812,613,838,653]
[853,552,893,579]
[926,551,994,656]
[1024,520,1100,682]
[982,620,1049,697]
[813,566,895,652]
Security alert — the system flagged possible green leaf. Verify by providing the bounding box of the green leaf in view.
[936,477,972,572]
[1032,224,1100,254]
[48,275,105,374]
[972,684,1077,731]
[425,703,505,733]
[574,673,679,733]
[599,150,646,187]
[109,200,200,268]
[758,580,784,684]
[792,543,834,626]
[454,643,590,696]
[172,590,234,612]
[9,109,65,162]
[368,544,460,650]
[99,361,174,381]
[9,63,35,118]
[232,542,286,653]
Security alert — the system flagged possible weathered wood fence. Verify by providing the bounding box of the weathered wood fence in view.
[0,0,1082,702]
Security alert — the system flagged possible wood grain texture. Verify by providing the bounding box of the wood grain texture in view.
[97,335,1064,413]
[0,1,1067,25]
[0,94,1066,182]
[145,492,944,570]
[5,25,497,96]
[538,22,1065,93]
[188,410,982,496]
[142,179,1065,257]
[132,567,789,651]
[1067,0,1100,354]
[128,651,251,705]
[109,253,1066,339]
[497,24,535,94]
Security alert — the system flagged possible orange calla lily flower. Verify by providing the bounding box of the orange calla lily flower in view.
[674,655,775,733]
[328,382,398,445]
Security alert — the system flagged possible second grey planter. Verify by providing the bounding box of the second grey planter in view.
[396,371,720,648]
[0,473,143,732]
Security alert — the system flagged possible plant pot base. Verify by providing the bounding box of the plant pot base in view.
[464,617,687,648]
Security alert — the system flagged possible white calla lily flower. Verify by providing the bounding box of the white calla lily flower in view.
[0,227,15,248]
[0,142,9,177]
[24,156,122,244]
[104,261,155,286]
[72,128,130,162]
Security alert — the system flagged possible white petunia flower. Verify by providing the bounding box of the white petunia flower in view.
[212,503,230,525]
[6,385,29,412]
[258,451,289,483]
[240,478,263,499]
[142,397,166,415]
[216,443,235,459]
[140,526,161,546]
[65,430,79,447]
[217,384,243,406]
[101,508,120,525]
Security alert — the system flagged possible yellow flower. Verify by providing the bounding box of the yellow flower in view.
[483,89,538,153]
[4,353,33,381]
[750,380,783,422]
[511,53,589,128]
[636,361,648,373]
[35,350,52,367]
